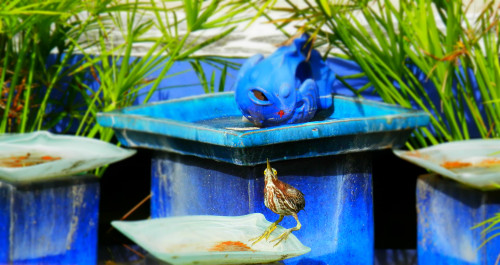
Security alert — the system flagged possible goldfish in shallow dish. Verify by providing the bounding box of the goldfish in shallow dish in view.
[235,34,336,127]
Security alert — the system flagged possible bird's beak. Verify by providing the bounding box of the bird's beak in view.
[267,159,272,171]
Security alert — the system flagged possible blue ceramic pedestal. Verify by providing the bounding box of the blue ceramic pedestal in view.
[417,174,500,265]
[97,92,429,264]
[0,175,100,264]
[152,152,372,264]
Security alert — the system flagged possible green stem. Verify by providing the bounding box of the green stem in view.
[20,40,37,133]
[1,29,30,133]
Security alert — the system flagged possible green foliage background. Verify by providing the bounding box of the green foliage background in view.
[256,0,500,150]
[0,0,246,137]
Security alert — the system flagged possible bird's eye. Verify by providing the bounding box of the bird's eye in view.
[272,169,277,175]
[263,170,266,175]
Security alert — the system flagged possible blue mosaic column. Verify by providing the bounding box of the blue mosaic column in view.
[417,174,500,265]
[0,175,100,264]
[151,152,373,265]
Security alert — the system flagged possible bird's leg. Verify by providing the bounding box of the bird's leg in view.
[270,213,301,247]
[250,215,284,246]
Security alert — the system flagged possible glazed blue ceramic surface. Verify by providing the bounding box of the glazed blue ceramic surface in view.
[0,131,133,263]
[0,176,100,264]
[97,89,429,264]
[97,92,429,165]
[150,152,373,265]
[234,34,336,127]
[417,174,500,265]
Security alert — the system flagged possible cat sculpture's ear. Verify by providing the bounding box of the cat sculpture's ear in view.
[289,79,318,124]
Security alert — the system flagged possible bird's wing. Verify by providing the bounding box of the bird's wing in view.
[285,186,303,197]
[284,185,305,212]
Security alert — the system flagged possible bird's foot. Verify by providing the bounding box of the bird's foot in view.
[270,229,292,247]
[249,223,277,246]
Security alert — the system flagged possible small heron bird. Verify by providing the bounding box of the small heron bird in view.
[251,159,305,247]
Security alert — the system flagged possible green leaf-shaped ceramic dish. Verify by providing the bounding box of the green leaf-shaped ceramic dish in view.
[112,213,311,265]
[394,139,500,190]
[0,131,136,182]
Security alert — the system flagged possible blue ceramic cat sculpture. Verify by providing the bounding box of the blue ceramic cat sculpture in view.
[235,34,336,127]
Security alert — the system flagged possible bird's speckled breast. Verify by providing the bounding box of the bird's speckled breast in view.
[264,178,299,215]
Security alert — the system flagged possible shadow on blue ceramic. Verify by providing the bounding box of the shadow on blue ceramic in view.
[112,213,310,265]
[0,131,136,182]
[234,34,336,127]
[394,139,500,190]
[374,249,417,265]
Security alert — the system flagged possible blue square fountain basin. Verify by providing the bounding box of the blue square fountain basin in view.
[97,92,429,165]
